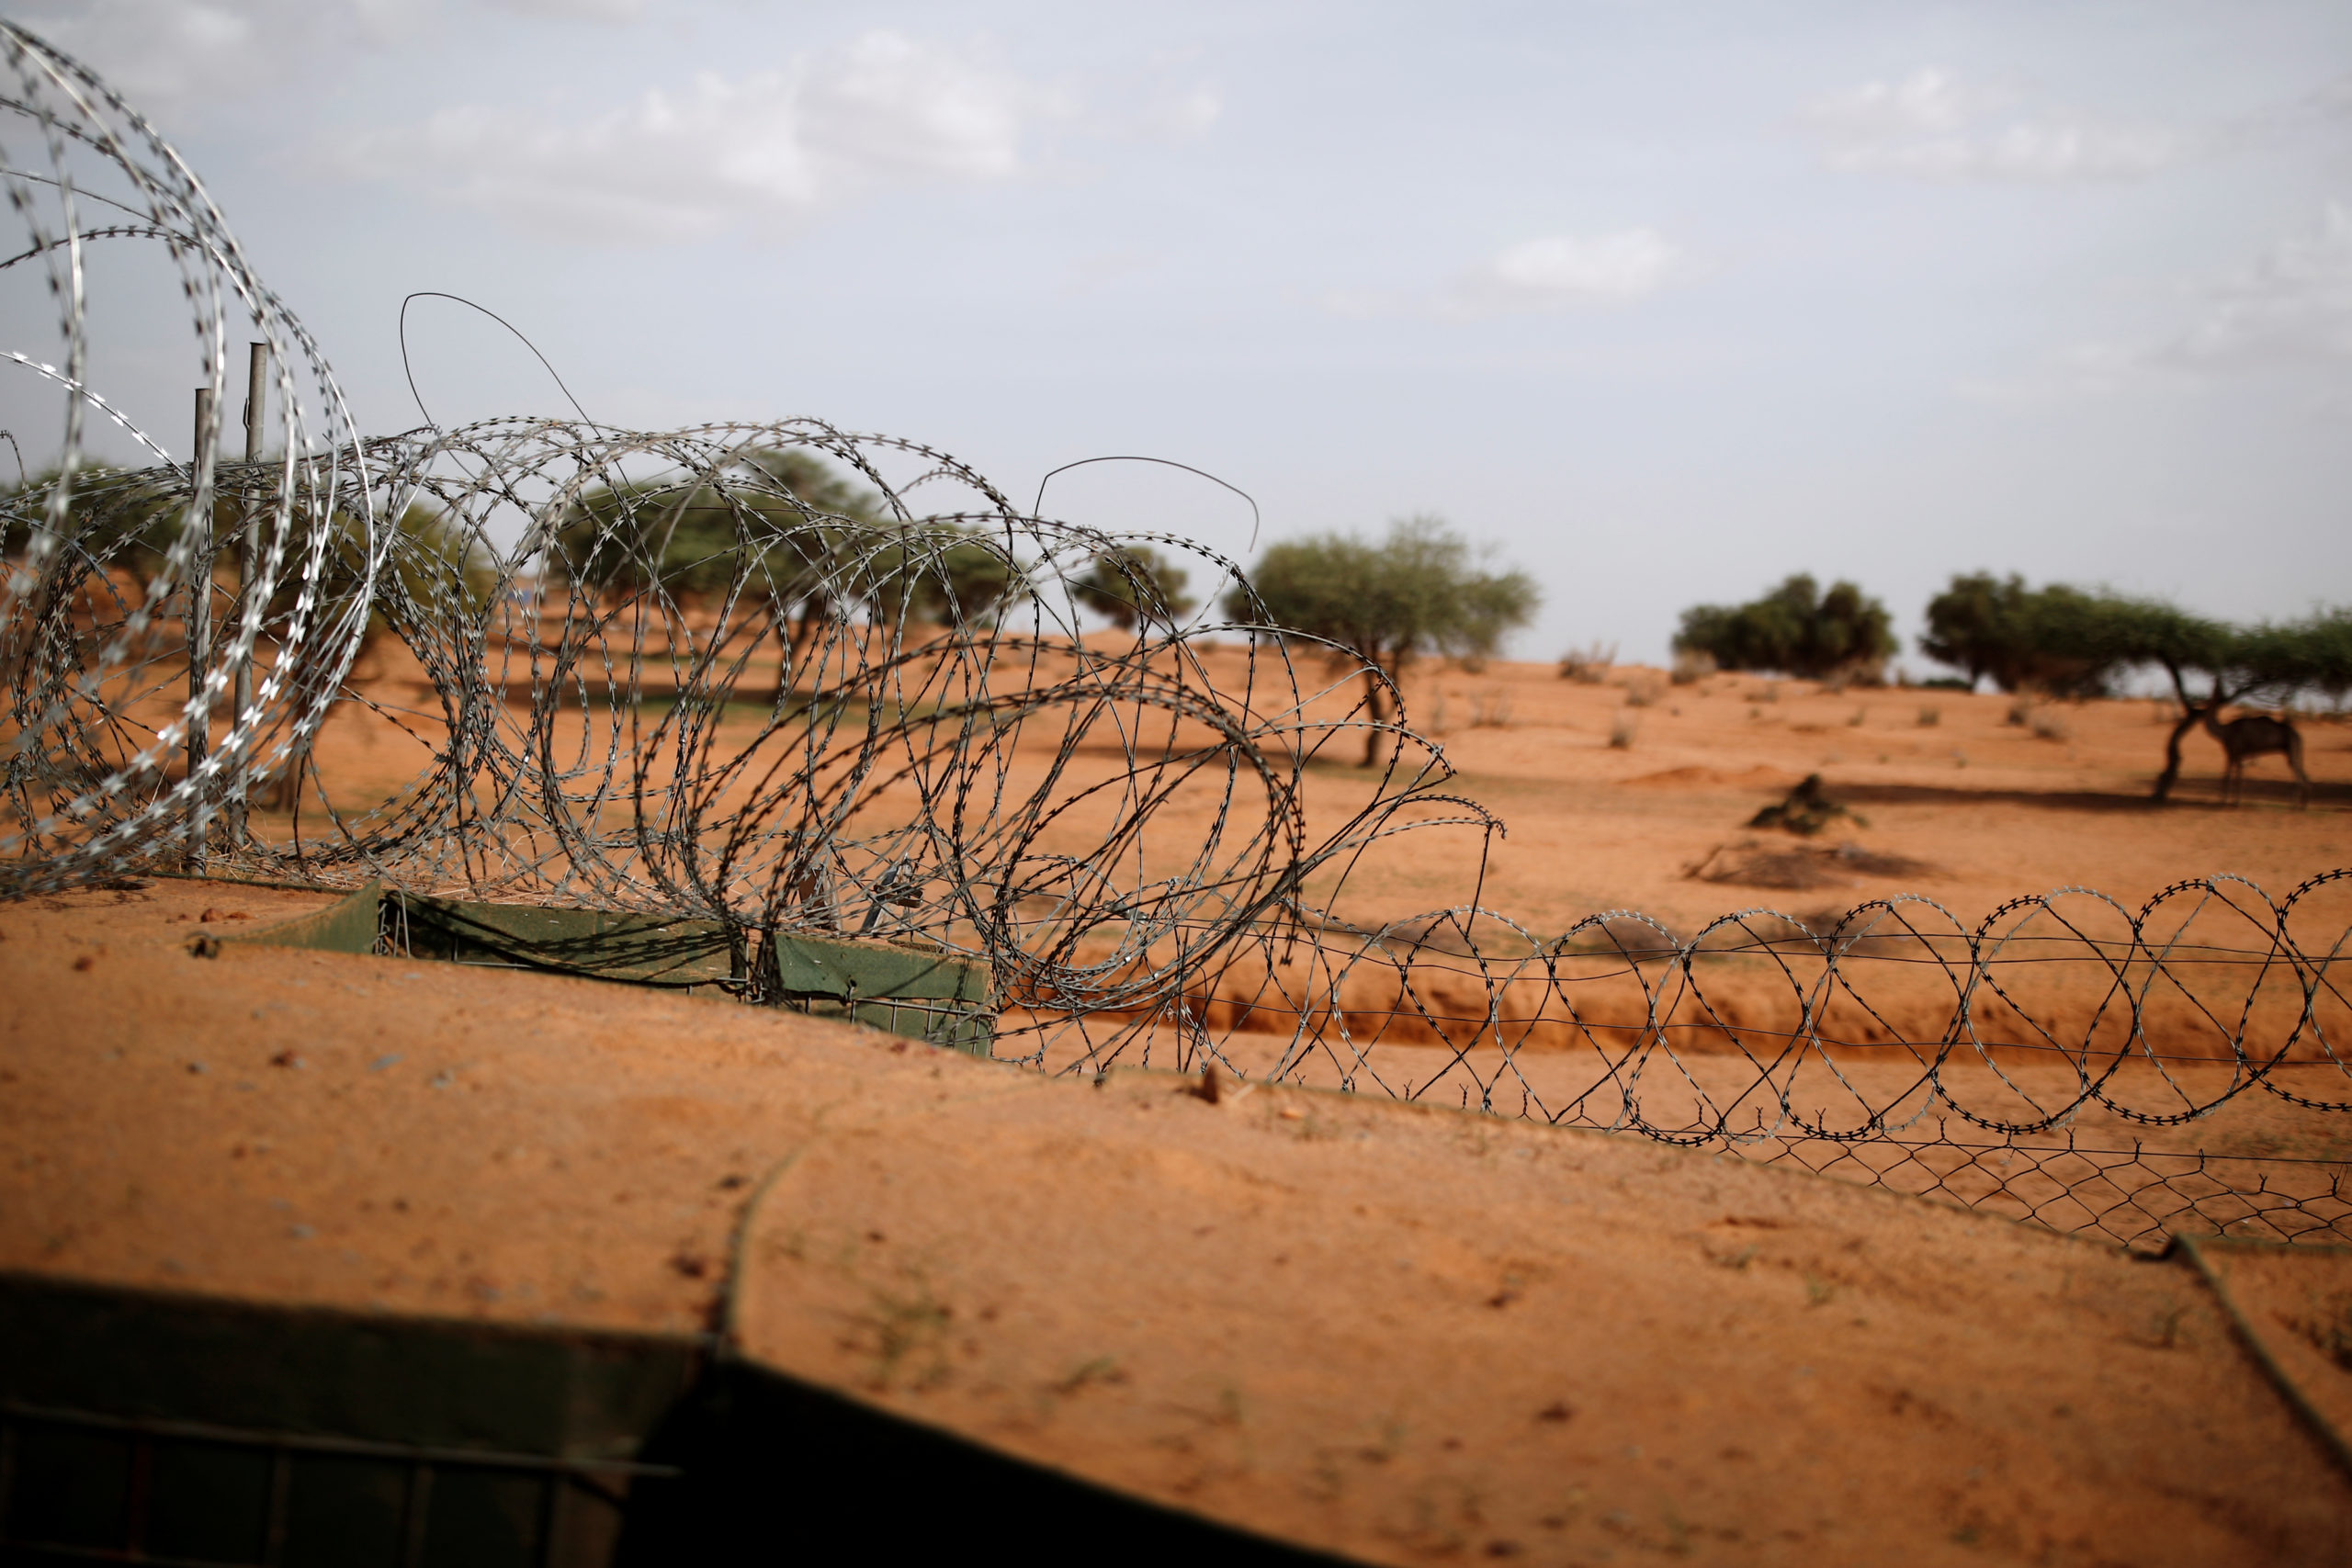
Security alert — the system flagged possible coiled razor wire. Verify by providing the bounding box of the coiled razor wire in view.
[0,22,377,889]
[5,21,2349,1252]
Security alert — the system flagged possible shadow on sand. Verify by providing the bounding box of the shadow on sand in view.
[1829,778,2349,813]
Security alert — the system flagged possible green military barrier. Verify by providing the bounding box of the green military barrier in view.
[0,1274,1345,1566]
[215,877,389,958]
[232,884,995,1055]
[382,892,736,989]
[0,1271,700,1568]
[765,925,995,1055]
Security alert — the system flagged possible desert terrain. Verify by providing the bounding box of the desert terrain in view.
[5,878,2352,1564]
[8,648,2352,1562]
[251,631,2352,931]
[229,638,2352,1153]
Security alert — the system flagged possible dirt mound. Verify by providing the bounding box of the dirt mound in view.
[1687,837,1939,890]
[8,883,2352,1563]
[1747,773,1866,836]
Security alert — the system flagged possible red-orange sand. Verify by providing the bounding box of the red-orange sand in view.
[6,880,2352,1564]
[229,642,2352,939]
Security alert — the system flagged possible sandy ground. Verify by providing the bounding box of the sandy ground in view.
[170,643,2352,1089]
[207,639,2352,938]
[1278,658,2352,938]
[7,881,2352,1564]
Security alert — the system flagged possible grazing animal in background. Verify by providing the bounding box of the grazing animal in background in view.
[2201,706,2310,807]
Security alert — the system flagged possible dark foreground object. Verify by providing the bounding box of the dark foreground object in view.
[0,1273,1341,1566]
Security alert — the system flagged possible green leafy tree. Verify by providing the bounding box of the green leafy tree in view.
[331,502,496,660]
[1073,545,1197,634]
[1918,571,2029,692]
[1919,573,2118,695]
[2,465,188,588]
[1672,573,1894,680]
[548,448,887,695]
[551,448,879,606]
[2003,592,2352,800]
[4,465,489,637]
[549,452,1030,640]
[1225,515,1539,765]
[840,523,1029,638]
[924,525,1024,627]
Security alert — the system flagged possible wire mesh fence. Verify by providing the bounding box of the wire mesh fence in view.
[1726,1125,2352,1253]
[6,18,2348,1255]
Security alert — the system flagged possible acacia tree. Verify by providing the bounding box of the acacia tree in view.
[551,448,888,697]
[922,525,1025,628]
[1,465,187,588]
[1672,573,1894,681]
[1919,573,2119,695]
[553,449,879,604]
[1074,544,1196,634]
[2008,592,2352,800]
[1226,515,1538,765]
[1927,578,2350,798]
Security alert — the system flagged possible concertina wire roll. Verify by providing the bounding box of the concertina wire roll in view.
[5,22,2349,1252]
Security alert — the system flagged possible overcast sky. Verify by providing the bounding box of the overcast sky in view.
[9,0,2351,667]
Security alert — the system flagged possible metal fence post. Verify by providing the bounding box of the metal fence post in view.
[186,385,214,869]
[225,342,266,845]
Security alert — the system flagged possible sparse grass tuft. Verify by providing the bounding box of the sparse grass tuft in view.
[1669,649,1713,685]
[1916,705,1940,728]
[1558,641,1616,682]
[861,1281,955,1388]
[1621,671,1666,707]
[1608,714,1639,749]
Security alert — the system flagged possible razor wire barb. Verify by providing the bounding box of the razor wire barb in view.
[5,20,2349,1252]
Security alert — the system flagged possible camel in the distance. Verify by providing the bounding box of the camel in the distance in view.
[2202,705,2310,807]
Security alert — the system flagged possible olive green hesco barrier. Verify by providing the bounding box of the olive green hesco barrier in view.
[0,1273,1346,1565]
[232,885,995,1055]
[0,1271,699,1567]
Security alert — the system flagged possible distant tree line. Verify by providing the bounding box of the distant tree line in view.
[1671,574,1894,681]
[1664,567,2352,801]
[0,463,492,661]
[551,451,1209,653]
[21,453,2343,804]
[1917,573,2351,798]
[1227,515,1539,765]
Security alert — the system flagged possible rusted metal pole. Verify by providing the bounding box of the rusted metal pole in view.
[224,342,265,844]
[186,386,214,868]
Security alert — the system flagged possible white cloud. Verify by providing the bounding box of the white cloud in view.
[1058,249,1160,296]
[486,0,641,19]
[1450,230,1688,315]
[10,0,435,118]
[1964,203,2352,400]
[324,30,1056,242]
[1804,66,1987,140]
[1133,83,1222,141]
[1067,55,1222,144]
[1800,67,2191,182]
[2154,201,2352,371]
[1316,287,1408,320]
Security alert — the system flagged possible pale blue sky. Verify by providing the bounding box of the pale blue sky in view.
[8,0,2351,666]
